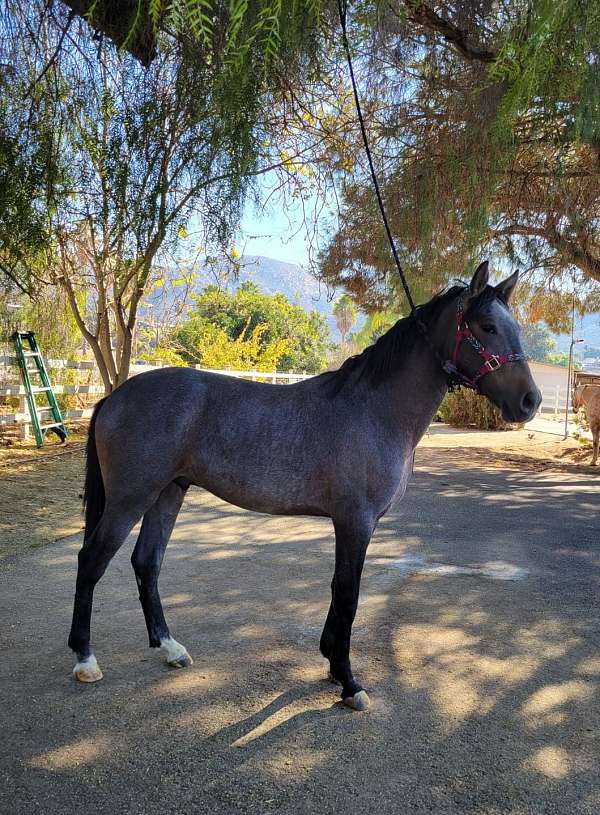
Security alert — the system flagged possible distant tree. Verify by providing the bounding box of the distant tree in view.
[520,323,557,364]
[352,309,401,350]
[333,295,357,344]
[174,282,330,373]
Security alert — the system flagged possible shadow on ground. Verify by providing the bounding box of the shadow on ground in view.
[1,450,599,814]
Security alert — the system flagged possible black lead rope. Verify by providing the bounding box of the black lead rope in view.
[337,0,464,390]
[336,0,417,315]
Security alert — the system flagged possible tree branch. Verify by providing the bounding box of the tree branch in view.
[406,2,497,63]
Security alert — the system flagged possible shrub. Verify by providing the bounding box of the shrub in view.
[438,388,513,430]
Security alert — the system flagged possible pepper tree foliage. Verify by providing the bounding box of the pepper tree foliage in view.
[3,0,599,366]
[173,281,330,372]
[0,1,331,391]
[319,0,600,327]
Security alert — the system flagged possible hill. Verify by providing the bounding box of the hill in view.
[218,256,338,324]
[146,255,343,334]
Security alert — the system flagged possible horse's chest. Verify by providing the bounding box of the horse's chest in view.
[369,449,413,517]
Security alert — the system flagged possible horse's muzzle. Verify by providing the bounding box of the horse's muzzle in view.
[501,387,542,423]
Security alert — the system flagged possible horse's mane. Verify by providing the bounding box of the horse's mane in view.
[317,283,499,397]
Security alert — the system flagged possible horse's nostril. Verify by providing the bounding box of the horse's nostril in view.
[521,390,538,413]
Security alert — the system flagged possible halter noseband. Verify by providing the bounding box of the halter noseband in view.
[442,296,525,392]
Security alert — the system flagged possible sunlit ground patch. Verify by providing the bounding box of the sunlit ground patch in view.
[525,745,570,779]
[28,735,112,770]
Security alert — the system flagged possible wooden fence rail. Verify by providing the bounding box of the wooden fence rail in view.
[0,356,312,436]
[0,352,578,436]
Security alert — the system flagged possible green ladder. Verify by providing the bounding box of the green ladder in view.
[12,331,68,447]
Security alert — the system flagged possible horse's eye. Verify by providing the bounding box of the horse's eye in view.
[481,324,497,335]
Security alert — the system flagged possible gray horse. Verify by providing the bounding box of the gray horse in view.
[69,261,540,710]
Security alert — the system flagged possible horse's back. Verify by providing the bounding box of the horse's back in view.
[92,367,338,512]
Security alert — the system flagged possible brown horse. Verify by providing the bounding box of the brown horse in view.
[573,384,600,465]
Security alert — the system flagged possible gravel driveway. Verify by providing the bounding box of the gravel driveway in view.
[1,449,599,815]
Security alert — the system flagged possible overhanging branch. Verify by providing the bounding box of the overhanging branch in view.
[406,2,497,64]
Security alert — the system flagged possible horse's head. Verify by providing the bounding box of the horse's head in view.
[442,261,541,423]
[572,385,585,412]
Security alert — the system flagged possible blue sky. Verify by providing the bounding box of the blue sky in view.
[238,202,309,266]
[236,173,334,267]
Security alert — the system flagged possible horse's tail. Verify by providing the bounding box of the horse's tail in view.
[83,397,108,540]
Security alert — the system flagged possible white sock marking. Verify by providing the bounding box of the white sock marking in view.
[160,637,189,663]
[73,653,101,678]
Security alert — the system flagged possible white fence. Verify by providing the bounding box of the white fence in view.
[0,351,576,437]
[0,355,311,437]
[537,384,570,418]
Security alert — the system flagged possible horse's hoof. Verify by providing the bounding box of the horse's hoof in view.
[167,651,193,669]
[327,671,341,685]
[160,637,193,669]
[343,690,370,711]
[73,655,103,683]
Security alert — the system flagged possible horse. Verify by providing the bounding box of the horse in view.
[573,384,600,466]
[68,261,541,710]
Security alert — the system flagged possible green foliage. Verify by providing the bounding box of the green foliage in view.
[332,294,357,341]
[174,281,330,372]
[7,289,82,361]
[439,389,513,431]
[79,0,327,180]
[520,323,556,363]
[352,309,400,350]
[183,319,291,371]
[547,352,582,369]
[492,0,600,148]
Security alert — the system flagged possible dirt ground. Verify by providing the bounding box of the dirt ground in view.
[1,446,599,815]
[0,429,86,559]
[0,422,596,561]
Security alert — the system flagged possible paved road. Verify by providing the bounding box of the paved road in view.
[1,450,599,815]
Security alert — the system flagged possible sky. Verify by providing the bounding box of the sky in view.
[235,172,334,268]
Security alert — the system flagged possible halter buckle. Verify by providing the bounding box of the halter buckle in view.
[484,355,501,372]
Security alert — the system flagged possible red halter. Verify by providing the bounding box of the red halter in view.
[443,298,525,392]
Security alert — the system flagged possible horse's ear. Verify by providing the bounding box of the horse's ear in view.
[495,270,519,304]
[469,261,489,298]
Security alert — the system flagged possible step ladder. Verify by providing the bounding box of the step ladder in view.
[12,331,68,447]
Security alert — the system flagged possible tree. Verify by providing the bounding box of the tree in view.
[520,323,557,363]
[333,294,357,344]
[174,281,330,373]
[0,3,328,393]
[352,309,401,350]
[0,2,335,392]
[319,1,600,313]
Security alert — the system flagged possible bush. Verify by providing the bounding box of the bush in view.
[438,388,513,430]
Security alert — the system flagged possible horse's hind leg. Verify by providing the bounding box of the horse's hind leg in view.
[590,424,599,466]
[130,480,192,669]
[69,503,146,682]
[320,513,374,711]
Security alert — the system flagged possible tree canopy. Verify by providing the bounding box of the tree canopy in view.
[173,281,331,372]
[1,0,599,365]
[319,0,600,317]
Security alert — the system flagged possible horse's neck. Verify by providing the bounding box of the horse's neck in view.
[367,337,448,450]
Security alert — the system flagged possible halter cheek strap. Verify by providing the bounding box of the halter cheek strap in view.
[443,298,525,392]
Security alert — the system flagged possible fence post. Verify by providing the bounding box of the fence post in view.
[18,391,30,440]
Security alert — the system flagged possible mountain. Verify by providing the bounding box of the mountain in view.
[554,312,600,369]
[220,255,339,324]
[146,255,343,334]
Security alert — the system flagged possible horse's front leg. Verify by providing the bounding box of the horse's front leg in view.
[320,513,374,711]
[591,425,599,466]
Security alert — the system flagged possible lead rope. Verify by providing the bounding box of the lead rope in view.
[336,0,463,389]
